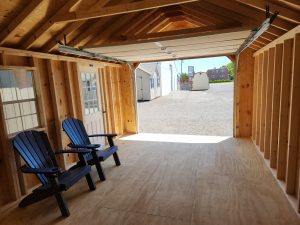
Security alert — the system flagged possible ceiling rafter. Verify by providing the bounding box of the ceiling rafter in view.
[83,13,139,47]
[67,17,112,48]
[0,0,44,45]
[122,9,160,36]
[21,0,83,49]
[182,4,231,25]
[237,0,300,24]
[147,15,171,33]
[203,0,296,31]
[193,1,258,27]
[180,6,220,25]
[134,11,166,35]
[67,0,136,47]
[41,0,112,52]
[53,0,199,23]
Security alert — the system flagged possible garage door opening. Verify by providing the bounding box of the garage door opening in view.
[136,56,234,138]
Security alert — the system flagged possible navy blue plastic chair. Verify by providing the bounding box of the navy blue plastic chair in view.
[62,118,121,181]
[12,130,96,217]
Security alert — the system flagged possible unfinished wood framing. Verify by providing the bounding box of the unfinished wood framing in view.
[252,27,300,214]
[0,49,137,203]
[0,0,300,221]
[234,48,254,137]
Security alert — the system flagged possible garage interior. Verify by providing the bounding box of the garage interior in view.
[0,0,300,224]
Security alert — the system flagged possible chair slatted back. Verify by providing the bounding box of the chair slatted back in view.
[13,131,57,186]
[62,118,91,146]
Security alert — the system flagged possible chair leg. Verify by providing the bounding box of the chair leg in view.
[113,152,121,166]
[50,177,70,217]
[95,160,106,181]
[92,151,106,181]
[85,173,96,190]
[54,192,70,217]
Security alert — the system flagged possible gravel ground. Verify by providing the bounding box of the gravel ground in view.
[137,82,233,136]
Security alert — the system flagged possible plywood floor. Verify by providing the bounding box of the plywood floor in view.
[0,137,299,225]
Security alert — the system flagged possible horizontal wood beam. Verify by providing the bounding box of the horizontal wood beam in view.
[53,0,199,23]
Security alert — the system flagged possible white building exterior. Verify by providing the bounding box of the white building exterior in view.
[136,61,178,101]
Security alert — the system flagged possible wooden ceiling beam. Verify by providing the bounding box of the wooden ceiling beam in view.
[67,18,111,47]
[134,11,166,35]
[21,0,83,49]
[41,0,111,52]
[0,0,44,45]
[180,7,217,26]
[121,9,158,35]
[237,0,300,24]
[193,1,258,27]
[83,13,139,47]
[122,9,159,35]
[53,0,199,23]
[147,16,171,33]
[203,0,296,31]
[181,4,228,25]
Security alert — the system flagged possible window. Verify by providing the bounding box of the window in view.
[150,78,154,88]
[0,69,39,135]
[81,72,99,115]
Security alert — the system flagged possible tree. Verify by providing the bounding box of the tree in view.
[179,72,189,82]
[226,62,234,80]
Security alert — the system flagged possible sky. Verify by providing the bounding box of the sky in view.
[174,56,231,74]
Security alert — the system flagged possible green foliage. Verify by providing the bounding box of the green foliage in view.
[209,79,233,83]
[226,62,234,80]
[180,73,189,82]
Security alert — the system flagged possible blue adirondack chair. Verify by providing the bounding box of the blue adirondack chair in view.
[62,118,121,181]
[12,130,96,217]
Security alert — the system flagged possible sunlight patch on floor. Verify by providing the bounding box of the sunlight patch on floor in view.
[120,133,231,144]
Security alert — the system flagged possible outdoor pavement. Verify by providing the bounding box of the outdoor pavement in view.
[137,82,233,136]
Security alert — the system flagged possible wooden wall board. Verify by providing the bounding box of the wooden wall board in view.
[277,38,294,180]
[263,47,275,159]
[286,33,300,195]
[259,51,268,152]
[234,48,254,137]
[270,43,283,169]
[255,53,263,145]
[251,55,258,141]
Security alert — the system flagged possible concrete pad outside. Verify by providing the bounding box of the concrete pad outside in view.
[137,82,233,136]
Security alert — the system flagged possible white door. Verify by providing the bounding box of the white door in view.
[80,69,105,148]
[136,76,143,100]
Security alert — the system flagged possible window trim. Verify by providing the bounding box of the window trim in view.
[0,68,41,136]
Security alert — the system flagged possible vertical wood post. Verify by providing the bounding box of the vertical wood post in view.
[277,38,294,180]
[270,43,283,169]
[234,48,254,137]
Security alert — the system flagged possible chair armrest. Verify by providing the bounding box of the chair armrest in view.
[20,165,60,175]
[88,133,117,138]
[55,149,92,155]
[67,143,100,149]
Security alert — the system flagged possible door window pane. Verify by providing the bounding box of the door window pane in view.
[81,72,99,115]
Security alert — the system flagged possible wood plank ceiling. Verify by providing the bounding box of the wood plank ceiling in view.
[0,0,299,62]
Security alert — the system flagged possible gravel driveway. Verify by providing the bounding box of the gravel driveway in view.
[137,82,233,136]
